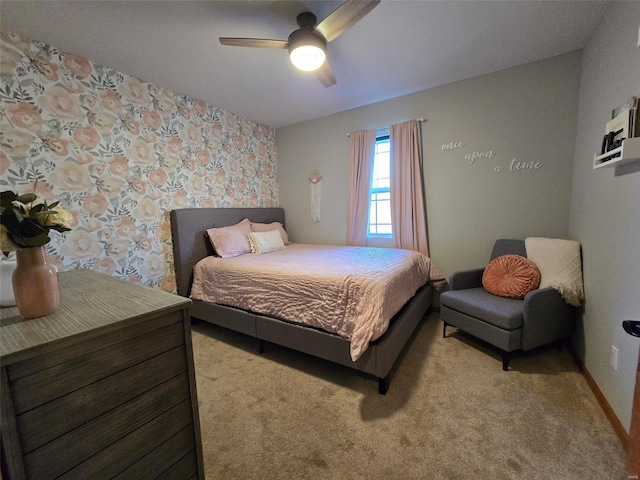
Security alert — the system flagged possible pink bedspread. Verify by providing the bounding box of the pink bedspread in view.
[190,244,444,361]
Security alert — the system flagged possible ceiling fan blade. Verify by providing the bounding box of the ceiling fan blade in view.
[315,0,380,43]
[219,38,288,49]
[315,60,336,88]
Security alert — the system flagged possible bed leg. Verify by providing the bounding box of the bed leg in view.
[443,322,448,338]
[378,376,390,395]
[258,339,264,354]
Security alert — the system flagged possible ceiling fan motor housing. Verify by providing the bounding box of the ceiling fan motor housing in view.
[296,11,318,29]
[287,28,327,55]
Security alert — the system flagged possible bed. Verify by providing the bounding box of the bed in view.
[170,207,438,394]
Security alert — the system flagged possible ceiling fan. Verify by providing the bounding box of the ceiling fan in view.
[219,0,380,87]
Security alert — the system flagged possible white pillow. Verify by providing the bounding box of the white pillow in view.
[248,229,285,254]
[250,221,291,245]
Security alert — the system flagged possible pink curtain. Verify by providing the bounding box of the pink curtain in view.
[390,120,429,256]
[346,129,376,246]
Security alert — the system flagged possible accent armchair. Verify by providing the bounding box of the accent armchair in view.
[440,239,576,370]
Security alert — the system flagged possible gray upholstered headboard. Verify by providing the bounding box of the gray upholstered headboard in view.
[170,207,285,297]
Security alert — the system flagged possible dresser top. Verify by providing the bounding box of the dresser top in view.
[1,269,190,363]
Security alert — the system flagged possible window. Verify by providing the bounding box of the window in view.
[368,134,391,237]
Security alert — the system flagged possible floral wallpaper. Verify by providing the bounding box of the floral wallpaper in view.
[0,29,279,292]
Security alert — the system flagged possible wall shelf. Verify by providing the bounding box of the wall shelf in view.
[594,137,640,169]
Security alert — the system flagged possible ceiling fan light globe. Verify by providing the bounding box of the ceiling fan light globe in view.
[290,45,326,71]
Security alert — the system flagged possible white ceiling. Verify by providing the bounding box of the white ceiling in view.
[0,0,609,128]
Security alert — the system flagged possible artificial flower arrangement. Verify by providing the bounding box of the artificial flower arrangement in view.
[0,189,73,255]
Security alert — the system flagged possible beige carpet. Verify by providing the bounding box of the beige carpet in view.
[191,313,626,479]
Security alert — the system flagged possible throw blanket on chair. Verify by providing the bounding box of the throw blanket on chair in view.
[525,237,585,307]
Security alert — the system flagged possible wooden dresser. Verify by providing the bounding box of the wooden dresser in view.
[0,269,204,480]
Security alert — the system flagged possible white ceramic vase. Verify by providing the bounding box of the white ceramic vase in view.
[1,255,18,307]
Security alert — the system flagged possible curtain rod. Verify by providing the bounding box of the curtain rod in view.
[347,118,427,137]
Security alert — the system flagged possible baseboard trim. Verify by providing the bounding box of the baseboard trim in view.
[568,346,629,450]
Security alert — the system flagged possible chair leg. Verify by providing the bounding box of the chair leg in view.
[502,351,510,371]
[443,322,448,338]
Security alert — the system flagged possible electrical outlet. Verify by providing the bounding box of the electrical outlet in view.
[610,346,619,371]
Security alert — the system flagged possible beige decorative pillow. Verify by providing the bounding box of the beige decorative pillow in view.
[482,254,541,299]
[248,229,285,254]
[251,221,290,245]
[205,218,251,258]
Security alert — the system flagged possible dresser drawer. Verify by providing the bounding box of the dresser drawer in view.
[9,313,185,416]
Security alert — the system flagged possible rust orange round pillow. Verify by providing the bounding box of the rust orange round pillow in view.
[482,254,541,299]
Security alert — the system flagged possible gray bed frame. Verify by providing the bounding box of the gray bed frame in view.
[170,207,433,394]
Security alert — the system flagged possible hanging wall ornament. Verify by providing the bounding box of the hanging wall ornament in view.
[309,168,322,223]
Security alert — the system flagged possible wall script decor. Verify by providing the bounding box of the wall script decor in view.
[494,158,545,173]
[440,140,544,173]
[441,141,466,150]
[465,150,496,165]
[439,139,545,174]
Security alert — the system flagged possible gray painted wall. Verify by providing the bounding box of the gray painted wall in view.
[568,1,640,431]
[277,52,582,281]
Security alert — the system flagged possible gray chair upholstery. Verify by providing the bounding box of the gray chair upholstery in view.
[440,239,576,370]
